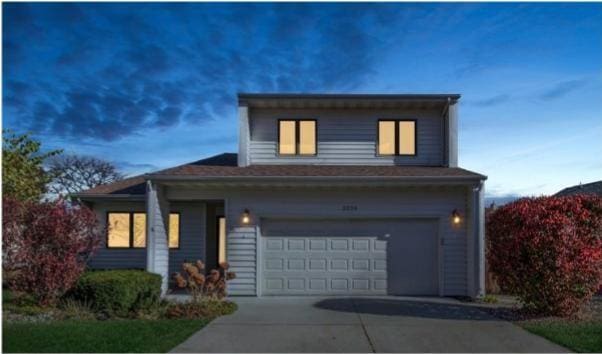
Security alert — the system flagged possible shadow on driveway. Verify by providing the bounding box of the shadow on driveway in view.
[314,297,499,321]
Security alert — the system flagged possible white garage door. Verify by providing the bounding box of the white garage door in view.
[260,218,439,296]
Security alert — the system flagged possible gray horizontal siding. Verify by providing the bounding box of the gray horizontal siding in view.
[249,108,444,166]
[225,226,257,295]
[168,202,206,276]
[88,201,147,270]
[223,186,468,296]
[88,201,207,279]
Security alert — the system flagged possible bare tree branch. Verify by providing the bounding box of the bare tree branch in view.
[47,155,124,197]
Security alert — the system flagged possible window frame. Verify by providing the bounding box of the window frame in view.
[168,212,181,250]
[106,211,145,249]
[105,211,180,249]
[277,119,318,157]
[216,215,226,265]
[376,119,417,157]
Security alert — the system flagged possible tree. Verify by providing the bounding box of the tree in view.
[2,130,61,201]
[2,197,101,305]
[487,195,602,317]
[47,154,124,197]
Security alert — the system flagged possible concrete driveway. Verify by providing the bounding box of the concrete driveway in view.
[170,296,569,353]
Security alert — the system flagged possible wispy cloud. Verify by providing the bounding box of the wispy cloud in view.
[115,161,160,176]
[482,125,602,169]
[468,94,511,107]
[538,79,587,101]
[3,3,412,142]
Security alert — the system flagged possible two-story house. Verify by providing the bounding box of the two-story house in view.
[77,93,487,298]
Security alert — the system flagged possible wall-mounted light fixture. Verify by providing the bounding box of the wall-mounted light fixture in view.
[242,209,250,224]
[452,209,461,225]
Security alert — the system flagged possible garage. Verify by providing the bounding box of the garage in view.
[260,218,440,296]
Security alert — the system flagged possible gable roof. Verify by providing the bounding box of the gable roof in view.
[76,152,486,198]
[555,181,602,197]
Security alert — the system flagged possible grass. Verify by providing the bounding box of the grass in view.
[3,319,209,353]
[518,297,602,353]
[521,320,602,353]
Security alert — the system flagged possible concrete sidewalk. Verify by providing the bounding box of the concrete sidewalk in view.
[170,296,570,353]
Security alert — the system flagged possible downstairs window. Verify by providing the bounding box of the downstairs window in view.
[107,212,180,249]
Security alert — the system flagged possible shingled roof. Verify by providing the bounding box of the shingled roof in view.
[555,181,602,197]
[76,152,486,197]
[77,153,238,196]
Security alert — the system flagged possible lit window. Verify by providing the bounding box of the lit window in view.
[133,213,146,248]
[169,213,180,249]
[378,121,395,155]
[218,217,226,264]
[378,120,416,156]
[398,121,416,155]
[107,212,179,249]
[107,213,130,248]
[299,121,316,155]
[278,120,317,156]
[278,121,296,155]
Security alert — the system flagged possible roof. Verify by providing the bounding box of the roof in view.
[151,164,484,179]
[238,93,460,109]
[555,181,602,197]
[76,153,486,198]
[76,153,237,196]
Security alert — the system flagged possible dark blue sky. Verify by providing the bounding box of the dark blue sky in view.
[3,3,602,197]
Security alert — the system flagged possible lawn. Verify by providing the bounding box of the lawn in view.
[521,320,602,353]
[518,297,602,353]
[3,319,209,353]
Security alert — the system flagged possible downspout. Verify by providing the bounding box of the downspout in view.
[474,180,486,297]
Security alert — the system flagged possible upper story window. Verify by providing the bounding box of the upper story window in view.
[278,120,316,156]
[378,120,416,156]
[107,212,180,249]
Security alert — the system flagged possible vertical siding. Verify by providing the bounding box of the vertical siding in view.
[148,184,170,293]
[249,108,444,166]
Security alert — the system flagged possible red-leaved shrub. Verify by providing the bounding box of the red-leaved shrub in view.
[2,197,101,305]
[487,195,602,316]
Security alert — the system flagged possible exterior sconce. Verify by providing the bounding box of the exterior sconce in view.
[452,209,461,225]
[242,209,250,224]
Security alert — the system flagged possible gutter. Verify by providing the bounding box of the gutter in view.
[71,194,145,201]
[71,174,488,200]
[145,174,487,184]
[238,93,462,101]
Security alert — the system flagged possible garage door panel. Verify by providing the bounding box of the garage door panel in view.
[261,219,438,296]
[263,276,387,294]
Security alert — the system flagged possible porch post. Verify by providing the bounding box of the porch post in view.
[467,180,486,298]
[146,180,170,294]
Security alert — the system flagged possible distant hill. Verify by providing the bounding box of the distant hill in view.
[484,195,520,207]
[555,180,602,197]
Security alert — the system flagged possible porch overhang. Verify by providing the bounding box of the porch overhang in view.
[146,174,487,189]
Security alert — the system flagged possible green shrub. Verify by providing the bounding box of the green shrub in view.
[71,270,161,316]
